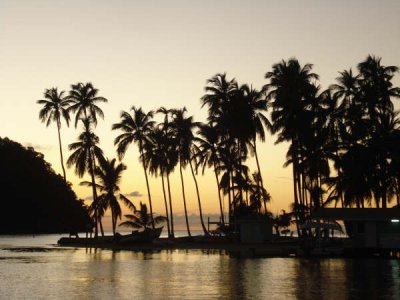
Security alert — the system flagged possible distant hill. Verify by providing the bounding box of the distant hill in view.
[0,137,91,234]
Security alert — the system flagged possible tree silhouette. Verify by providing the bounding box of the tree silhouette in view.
[37,87,72,182]
[113,106,156,228]
[81,158,135,235]
[68,82,108,127]
[264,58,319,235]
[67,118,105,237]
[119,202,166,231]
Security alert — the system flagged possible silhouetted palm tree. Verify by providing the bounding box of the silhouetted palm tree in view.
[112,107,156,227]
[170,108,197,236]
[156,107,181,237]
[327,56,400,209]
[240,84,271,211]
[37,88,72,182]
[169,109,209,235]
[143,126,176,237]
[67,118,105,237]
[201,74,240,219]
[264,58,319,234]
[196,123,225,224]
[119,202,166,231]
[358,55,399,119]
[201,73,238,125]
[81,158,135,235]
[68,82,108,127]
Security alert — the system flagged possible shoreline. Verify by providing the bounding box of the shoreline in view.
[57,236,400,258]
[58,236,300,257]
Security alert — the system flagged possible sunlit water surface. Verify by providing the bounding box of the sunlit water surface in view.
[1,234,400,299]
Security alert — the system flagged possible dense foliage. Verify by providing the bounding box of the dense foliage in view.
[0,137,91,234]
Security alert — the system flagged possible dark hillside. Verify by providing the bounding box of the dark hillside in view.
[0,137,91,234]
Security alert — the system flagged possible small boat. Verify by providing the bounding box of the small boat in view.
[117,227,164,244]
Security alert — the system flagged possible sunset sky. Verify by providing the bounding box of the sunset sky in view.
[0,0,399,224]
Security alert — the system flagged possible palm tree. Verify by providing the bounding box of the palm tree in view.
[156,108,180,238]
[119,202,166,231]
[201,73,238,125]
[37,87,71,182]
[170,108,195,236]
[68,82,108,127]
[328,56,400,209]
[67,118,105,237]
[112,107,156,228]
[143,127,176,238]
[357,55,399,119]
[81,158,136,235]
[170,108,209,235]
[264,58,319,235]
[196,123,225,224]
[240,84,271,211]
[201,74,240,219]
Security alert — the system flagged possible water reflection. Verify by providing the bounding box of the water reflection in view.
[1,236,400,299]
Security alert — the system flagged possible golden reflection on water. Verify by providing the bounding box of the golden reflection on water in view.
[1,236,400,300]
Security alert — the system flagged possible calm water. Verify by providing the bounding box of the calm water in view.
[1,235,400,299]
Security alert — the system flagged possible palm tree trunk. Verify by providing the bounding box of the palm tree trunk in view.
[160,172,171,237]
[166,173,175,238]
[56,120,67,182]
[213,162,225,224]
[229,170,234,221]
[89,156,99,238]
[253,139,267,213]
[382,190,387,209]
[179,161,191,237]
[112,215,116,236]
[189,159,208,235]
[139,144,154,229]
[92,157,104,237]
[99,218,104,236]
[292,157,301,237]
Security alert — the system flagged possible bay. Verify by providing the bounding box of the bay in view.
[1,234,400,299]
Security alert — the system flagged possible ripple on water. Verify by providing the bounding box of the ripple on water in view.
[1,236,400,299]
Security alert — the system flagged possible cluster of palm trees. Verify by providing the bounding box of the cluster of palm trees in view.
[38,83,132,237]
[38,55,399,238]
[111,84,274,237]
[264,55,400,235]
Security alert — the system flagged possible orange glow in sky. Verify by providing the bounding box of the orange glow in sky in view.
[0,0,399,221]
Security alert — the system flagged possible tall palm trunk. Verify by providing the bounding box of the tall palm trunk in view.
[179,161,191,236]
[166,173,175,238]
[189,159,208,235]
[88,154,99,238]
[99,218,105,236]
[160,171,171,237]
[213,161,225,224]
[112,213,116,236]
[382,190,387,209]
[291,147,301,237]
[253,139,267,213]
[92,157,104,237]
[139,143,155,229]
[56,120,67,182]
[228,170,233,222]
[237,141,244,205]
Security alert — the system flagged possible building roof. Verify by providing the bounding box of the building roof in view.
[312,208,400,221]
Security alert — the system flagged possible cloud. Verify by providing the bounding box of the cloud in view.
[23,143,53,152]
[125,191,143,198]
